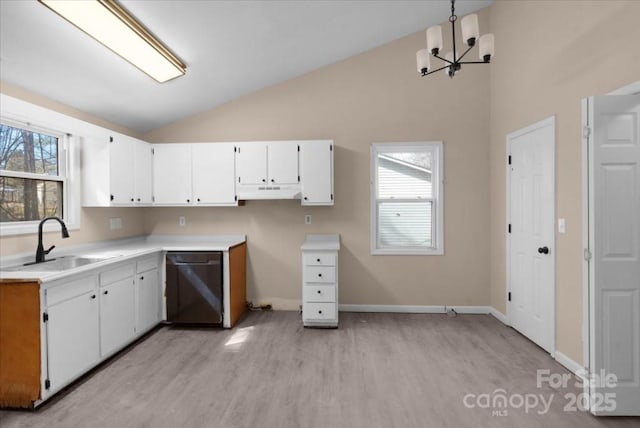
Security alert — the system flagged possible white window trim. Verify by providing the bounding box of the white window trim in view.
[0,118,80,236]
[370,141,444,256]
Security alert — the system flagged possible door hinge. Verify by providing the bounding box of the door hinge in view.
[508,155,512,165]
[508,292,511,302]
[330,144,333,151]
[238,177,241,183]
[583,126,591,139]
[237,147,240,154]
[584,248,592,261]
[44,379,51,390]
[151,148,154,155]
[42,312,49,323]
[508,223,511,234]
[297,145,300,152]
[234,146,237,153]
[331,194,334,200]
[234,195,237,201]
[110,194,114,201]
[109,136,113,143]
[298,175,300,182]
[152,196,155,203]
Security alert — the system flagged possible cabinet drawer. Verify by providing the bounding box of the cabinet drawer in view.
[47,275,97,307]
[303,285,336,303]
[303,266,335,283]
[136,256,159,274]
[100,263,135,286]
[303,252,336,266]
[303,302,336,321]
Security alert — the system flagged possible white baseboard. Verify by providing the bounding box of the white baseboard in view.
[338,304,492,314]
[555,351,584,377]
[489,307,509,325]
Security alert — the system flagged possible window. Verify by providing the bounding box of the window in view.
[371,142,443,255]
[0,121,67,224]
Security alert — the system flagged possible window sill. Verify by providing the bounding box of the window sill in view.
[0,221,80,237]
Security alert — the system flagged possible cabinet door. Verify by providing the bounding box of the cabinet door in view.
[136,268,160,333]
[134,139,153,204]
[47,290,100,390]
[152,144,193,205]
[100,278,135,357]
[192,143,237,204]
[268,142,299,184]
[109,135,135,204]
[236,143,267,185]
[301,141,334,205]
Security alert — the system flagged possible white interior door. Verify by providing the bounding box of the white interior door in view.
[587,94,640,415]
[508,117,555,354]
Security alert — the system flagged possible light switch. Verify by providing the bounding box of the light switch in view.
[558,218,566,234]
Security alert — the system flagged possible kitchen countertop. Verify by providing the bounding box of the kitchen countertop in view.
[301,234,340,251]
[0,234,246,283]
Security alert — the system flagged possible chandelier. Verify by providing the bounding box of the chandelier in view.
[416,0,494,78]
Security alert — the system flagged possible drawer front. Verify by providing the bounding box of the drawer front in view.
[303,285,336,303]
[100,263,135,286]
[136,256,159,274]
[47,275,97,307]
[303,252,336,267]
[303,266,335,283]
[303,302,336,321]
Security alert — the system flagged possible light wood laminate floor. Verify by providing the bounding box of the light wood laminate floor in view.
[1,311,638,428]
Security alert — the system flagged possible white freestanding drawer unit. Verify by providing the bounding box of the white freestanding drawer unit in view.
[301,234,340,328]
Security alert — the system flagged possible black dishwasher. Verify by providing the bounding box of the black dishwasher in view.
[166,252,223,325]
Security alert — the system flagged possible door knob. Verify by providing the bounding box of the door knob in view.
[537,246,549,254]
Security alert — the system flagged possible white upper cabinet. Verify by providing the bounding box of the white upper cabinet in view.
[268,142,299,185]
[301,141,334,205]
[109,136,135,204]
[192,143,237,205]
[236,143,268,185]
[152,144,193,205]
[134,140,153,204]
[235,141,301,199]
[82,134,154,206]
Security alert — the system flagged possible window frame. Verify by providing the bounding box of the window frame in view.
[370,141,444,256]
[0,117,78,236]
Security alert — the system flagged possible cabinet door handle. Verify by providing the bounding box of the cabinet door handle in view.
[304,196,308,201]
[140,276,144,280]
[318,310,323,314]
[271,179,274,183]
[103,290,108,295]
[197,198,201,202]
[187,199,190,203]
[262,179,266,183]
[131,198,134,202]
[318,273,322,278]
[137,198,141,202]
[317,290,321,294]
[90,294,96,299]
[316,258,321,263]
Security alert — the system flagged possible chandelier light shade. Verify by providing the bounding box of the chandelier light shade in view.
[38,0,186,83]
[416,0,494,78]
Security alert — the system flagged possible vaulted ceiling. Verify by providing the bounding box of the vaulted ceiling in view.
[0,1,491,132]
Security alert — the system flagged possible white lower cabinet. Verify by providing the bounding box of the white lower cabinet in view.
[135,257,161,334]
[43,255,161,398]
[99,277,136,357]
[46,276,100,391]
[301,235,340,328]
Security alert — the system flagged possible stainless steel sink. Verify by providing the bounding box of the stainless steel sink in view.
[1,256,107,272]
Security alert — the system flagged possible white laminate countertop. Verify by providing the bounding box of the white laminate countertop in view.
[0,234,245,283]
[301,234,340,251]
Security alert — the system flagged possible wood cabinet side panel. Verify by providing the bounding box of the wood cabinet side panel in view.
[229,243,247,327]
[0,283,41,408]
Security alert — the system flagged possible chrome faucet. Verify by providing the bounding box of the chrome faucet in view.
[36,216,70,263]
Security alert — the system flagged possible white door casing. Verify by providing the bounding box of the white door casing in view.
[507,116,556,354]
[587,94,640,415]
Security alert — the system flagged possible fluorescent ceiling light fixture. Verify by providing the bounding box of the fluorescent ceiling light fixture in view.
[39,0,186,83]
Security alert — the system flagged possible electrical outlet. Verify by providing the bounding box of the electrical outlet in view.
[558,218,566,234]
[179,216,186,227]
[305,214,312,225]
[109,217,122,230]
